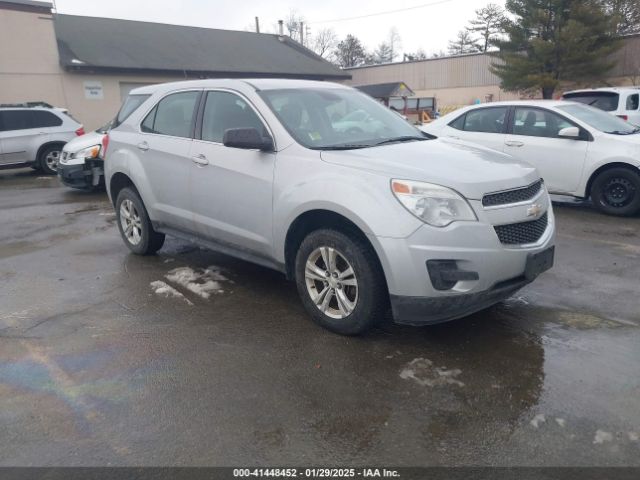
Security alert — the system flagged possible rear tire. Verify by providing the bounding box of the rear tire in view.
[294,229,388,335]
[115,187,165,255]
[38,145,63,175]
[591,167,640,217]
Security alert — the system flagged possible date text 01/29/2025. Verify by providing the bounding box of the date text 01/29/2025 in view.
[232,468,400,478]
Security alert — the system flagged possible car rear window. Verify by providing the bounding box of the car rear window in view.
[563,92,619,112]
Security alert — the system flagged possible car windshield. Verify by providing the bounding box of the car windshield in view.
[112,94,151,128]
[258,88,426,150]
[557,104,639,135]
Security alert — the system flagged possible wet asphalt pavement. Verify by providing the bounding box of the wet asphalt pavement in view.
[0,169,639,467]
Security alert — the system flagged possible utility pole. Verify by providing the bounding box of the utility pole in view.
[278,20,284,36]
[255,16,260,33]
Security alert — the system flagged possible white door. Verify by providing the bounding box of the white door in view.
[505,106,589,194]
[440,106,509,152]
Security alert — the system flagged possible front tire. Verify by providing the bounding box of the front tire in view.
[294,229,388,335]
[591,167,640,217]
[39,145,63,175]
[115,187,165,255]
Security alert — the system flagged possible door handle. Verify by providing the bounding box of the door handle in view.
[192,154,209,166]
[137,141,149,151]
[505,140,524,147]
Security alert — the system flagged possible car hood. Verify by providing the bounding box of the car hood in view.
[62,130,105,153]
[320,138,539,200]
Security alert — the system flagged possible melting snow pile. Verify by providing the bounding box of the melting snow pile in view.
[149,280,193,305]
[164,266,227,299]
[399,357,464,387]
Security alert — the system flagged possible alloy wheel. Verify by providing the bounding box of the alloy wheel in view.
[45,150,61,172]
[119,199,143,245]
[304,246,358,319]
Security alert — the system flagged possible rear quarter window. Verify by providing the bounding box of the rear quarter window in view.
[626,94,639,111]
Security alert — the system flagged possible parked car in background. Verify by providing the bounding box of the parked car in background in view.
[331,108,387,135]
[421,101,640,216]
[58,122,110,191]
[562,88,640,126]
[0,106,84,174]
[105,79,555,335]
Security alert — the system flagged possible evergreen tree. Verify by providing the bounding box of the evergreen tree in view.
[334,35,367,68]
[491,0,621,99]
[467,3,506,52]
[448,30,481,55]
[599,0,640,34]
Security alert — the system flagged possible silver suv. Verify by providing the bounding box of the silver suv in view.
[0,107,84,174]
[104,79,556,335]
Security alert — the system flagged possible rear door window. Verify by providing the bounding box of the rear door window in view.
[30,111,63,128]
[563,92,620,112]
[451,107,508,133]
[141,91,199,138]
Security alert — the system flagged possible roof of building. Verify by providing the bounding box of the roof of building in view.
[355,82,415,98]
[53,14,350,80]
[0,0,52,12]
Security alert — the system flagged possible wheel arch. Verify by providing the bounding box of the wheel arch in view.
[36,141,66,164]
[584,162,640,198]
[283,209,386,284]
[109,172,139,207]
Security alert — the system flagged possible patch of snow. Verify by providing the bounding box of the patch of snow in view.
[530,414,546,428]
[593,430,613,444]
[150,281,193,305]
[163,258,175,263]
[399,358,464,387]
[165,266,226,299]
[628,432,639,442]
[555,418,566,428]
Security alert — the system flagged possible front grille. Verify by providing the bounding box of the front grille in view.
[494,212,548,245]
[482,180,543,207]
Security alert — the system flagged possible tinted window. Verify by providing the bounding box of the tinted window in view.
[449,113,466,130]
[626,94,639,111]
[458,107,508,133]
[31,111,63,128]
[114,94,151,128]
[141,91,199,138]
[512,107,574,138]
[0,110,61,131]
[201,91,266,143]
[563,92,619,112]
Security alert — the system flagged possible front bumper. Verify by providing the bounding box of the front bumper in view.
[371,195,556,326]
[58,160,104,190]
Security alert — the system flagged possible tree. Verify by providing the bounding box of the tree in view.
[311,28,338,59]
[491,0,621,99]
[334,35,367,68]
[373,42,394,64]
[284,10,304,43]
[467,3,506,52]
[404,49,428,61]
[387,27,402,62]
[448,30,481,55]
[599,0,640,34]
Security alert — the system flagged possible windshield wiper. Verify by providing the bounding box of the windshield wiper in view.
[373,136,428,147]
[317,144,371,151]
[605,130,636,135]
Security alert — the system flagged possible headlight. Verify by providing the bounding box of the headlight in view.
[70,144,101,160]
[391,179,477,227]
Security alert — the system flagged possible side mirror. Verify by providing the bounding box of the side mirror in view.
[223,128,274,151]
[558,126,580,139]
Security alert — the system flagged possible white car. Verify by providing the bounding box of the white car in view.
[421,100,640,216]
[562,88,640,126]
[332,109,387,135]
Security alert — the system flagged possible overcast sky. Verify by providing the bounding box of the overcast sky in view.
[53,0,505,57]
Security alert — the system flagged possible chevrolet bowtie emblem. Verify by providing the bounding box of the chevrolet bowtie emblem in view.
[527,204,544,217]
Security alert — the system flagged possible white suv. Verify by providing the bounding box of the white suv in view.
[0,107,84,174]
[562,88,640,126]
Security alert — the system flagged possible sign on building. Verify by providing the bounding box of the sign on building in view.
[83,81,104,100]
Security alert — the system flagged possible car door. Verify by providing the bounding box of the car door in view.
[504,106,589,194]
[0,110,51,164]
[188,90,275,258]
[138,90,201,233]
[440,106,509,152]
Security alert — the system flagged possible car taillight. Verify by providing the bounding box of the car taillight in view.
[75,127,85,136]
[617,115,629,122]
[102,134,110,159]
